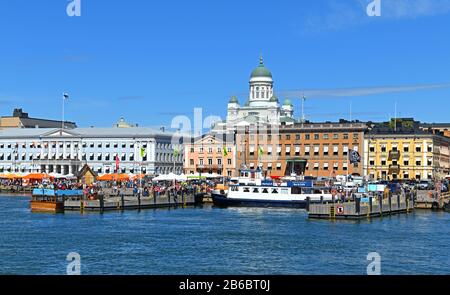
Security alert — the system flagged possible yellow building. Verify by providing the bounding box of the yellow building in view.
[364,120,450,181]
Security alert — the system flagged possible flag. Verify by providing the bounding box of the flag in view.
[258,146,264,157]
[349,149,361,164]
[173,147,180,157]
[115,154,120,171]
[63,92,69,100]
[223,146,228,157]
[140,147,146,158]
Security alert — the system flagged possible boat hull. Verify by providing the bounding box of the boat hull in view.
[30,200,65,213]
[212,193,307,209]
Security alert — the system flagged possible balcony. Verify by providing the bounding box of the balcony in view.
[388,164,401,175]
[388,150,401,161]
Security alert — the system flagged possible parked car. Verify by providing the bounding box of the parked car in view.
[418,180,432,190]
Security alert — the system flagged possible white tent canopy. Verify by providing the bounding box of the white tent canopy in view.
[153,173,187,182]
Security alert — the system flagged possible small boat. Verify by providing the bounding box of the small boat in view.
[30,188,83,213]
[212,170,333,209]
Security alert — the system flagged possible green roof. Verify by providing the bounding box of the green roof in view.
[250,56,272,78]
[229,96,239,103]
[283,98,293,106]
[269,95,278,102]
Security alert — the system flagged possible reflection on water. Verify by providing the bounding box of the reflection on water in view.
[0,195,449,275]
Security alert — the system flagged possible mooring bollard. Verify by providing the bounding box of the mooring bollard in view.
[306,197,310,212]
[355,197,361,214]
[121,193,125,210]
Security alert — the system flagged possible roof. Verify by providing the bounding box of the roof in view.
[0,127,185,139]
[250,57,272,79]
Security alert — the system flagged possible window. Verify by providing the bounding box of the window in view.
[343,146,349,156]
[114,143,118,148]
[427,159,432,166]
[333,146,339,156]
[208,158,213,165]
[122,143,126,148]
[416,146,421,152]
[369,146,375,153]
[381,160,386,166]
[98,143,102,148]
[294,146,300,156]
[323,146,329,156]
[217,159,222,165]
[227,159,232,165]
[286,135,291,140]
[323,134,329,140]
[190,147,194,153]
[199,158,204,165]
[106,143,110,148]
[304,146,310,156]
[381,145,387,153]
[416,160,421,166]
[129,154,134,161]
[343,134,349,140]
[427,145,433,153]
[333,134,339,140]
[314,134,319,140]
[295,134,300,140]
[353,133,359,139]
[314,146,319,156]
[404,160,409,166]
[305,134,310,140]
[285,146,291,156]
[190,159,194,165]
[369,160,375,166]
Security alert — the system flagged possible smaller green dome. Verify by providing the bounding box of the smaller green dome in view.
[269,95,278,102]
[244,100,250,106]
[229,96,239,103]
[283,98,293,106]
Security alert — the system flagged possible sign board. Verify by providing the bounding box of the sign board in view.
[287,181,313,188]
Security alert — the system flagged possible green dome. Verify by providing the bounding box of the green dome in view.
[229,96,239,103]
[269,95,278,102]
[283,98,293,106]
[244,100,250,106]
[250,56,272,78]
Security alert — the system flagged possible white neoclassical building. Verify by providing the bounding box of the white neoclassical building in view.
[214,57,296,132]
[0,127,184,175]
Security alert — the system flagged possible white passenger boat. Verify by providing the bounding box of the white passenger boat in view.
[212,170,333,208]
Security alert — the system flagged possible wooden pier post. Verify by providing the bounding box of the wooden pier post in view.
[153,191,156,205]
[355,197,361,214]
[306,197,310,212]
[121,193,125,211]
[369,196,373,216]
[388,193,392,214]
[138,192,141,210]
[397,194,400,211]
[379,194,383,215]
[99,194,104,213]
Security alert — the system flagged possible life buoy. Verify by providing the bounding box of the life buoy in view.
[336,205,344,215]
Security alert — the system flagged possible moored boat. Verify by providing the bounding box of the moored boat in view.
[30,188,83,213]
[212,170,333,209]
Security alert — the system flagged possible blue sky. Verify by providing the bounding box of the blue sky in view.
[1,0,449,130]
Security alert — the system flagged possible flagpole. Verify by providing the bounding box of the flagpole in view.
[62,93,65,130]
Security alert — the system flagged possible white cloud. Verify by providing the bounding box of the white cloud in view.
[302,0,450,33]
[279,83,450,99]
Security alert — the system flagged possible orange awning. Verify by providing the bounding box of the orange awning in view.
[23,173,53,180]
[97,173,130,181]
[0,173,23,179]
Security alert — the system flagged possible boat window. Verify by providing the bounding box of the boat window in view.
[291,187,302,194]
[281,189,289,194]
[271,189,279,194]
[243,187,250,193]
[262,188,269,193]
[252,188,259,193]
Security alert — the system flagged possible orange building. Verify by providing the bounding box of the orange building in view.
[183,134,237,177]
[235,121,368,178]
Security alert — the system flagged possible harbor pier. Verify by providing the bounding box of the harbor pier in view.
[307,193,415,220]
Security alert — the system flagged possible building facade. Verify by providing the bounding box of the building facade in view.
[235,121,368,178]
[183,134,237,177]
[0,108,76,129]
[364,120,450,181]
[0,127,184,175]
